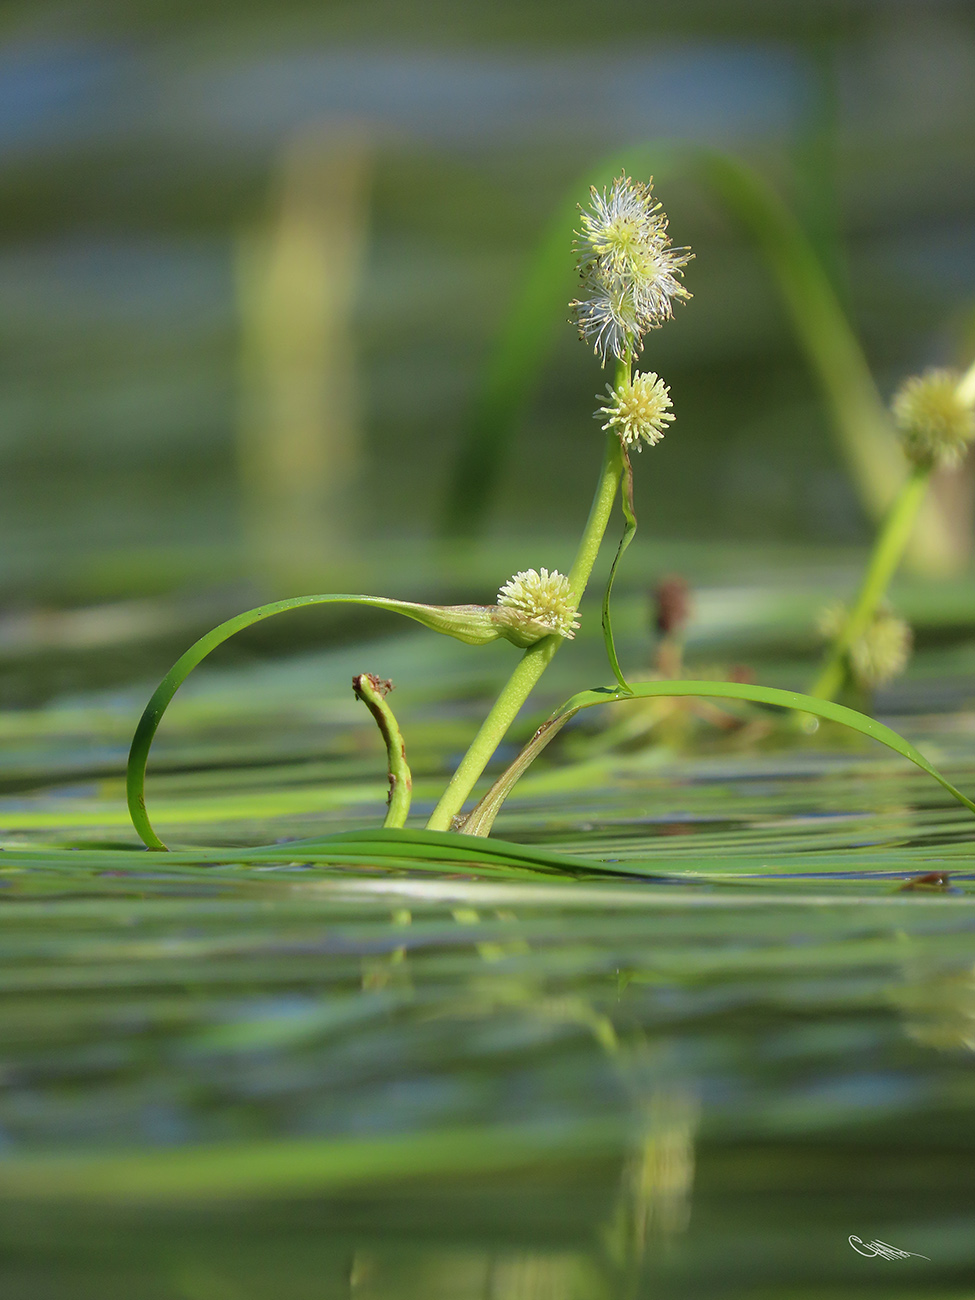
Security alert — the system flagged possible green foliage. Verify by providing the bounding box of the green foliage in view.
[444,143,964,572]
[128,604,975,855]
[460,678,975,837]
[0,1119,623,1203]
[126,593,519,850]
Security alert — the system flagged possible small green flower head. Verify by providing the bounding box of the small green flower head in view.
[571,173,691,364]
[596,371,674,451]
[495,568,580,645]
[815,602,847,642]
[892,368,975,468]
[818,603,912,689]
[850,608,912,688]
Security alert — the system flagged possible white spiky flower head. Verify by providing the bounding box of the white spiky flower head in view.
[571,173,692,364]
[596,371,674,451]
[572,281,642,370]
[892,368,975,468]
[495,568,580,644]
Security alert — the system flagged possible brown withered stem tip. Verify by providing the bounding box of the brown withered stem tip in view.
[353,673,394,698]
[652,576,692,637]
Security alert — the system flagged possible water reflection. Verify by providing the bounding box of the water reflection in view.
[605,1086,698,1259]
[349,1249,602,1300]
[893,961,975,1053]
[2,726,974,1295]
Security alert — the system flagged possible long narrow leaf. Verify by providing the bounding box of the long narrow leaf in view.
[462,679,975,835]
[126,594,513,851]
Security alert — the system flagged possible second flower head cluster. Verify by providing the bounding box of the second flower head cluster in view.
[572,172,691,367]
[571,172,691,456]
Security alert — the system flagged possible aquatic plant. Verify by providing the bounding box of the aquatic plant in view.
[809,363,975,704]
[443,146,969,577]
[127,175,975,856]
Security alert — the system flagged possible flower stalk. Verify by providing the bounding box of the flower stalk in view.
[809,359,975,703]
[808,463,929,701]
[427,173,689,833]
[569,408,627,602]
[425,427,625,832]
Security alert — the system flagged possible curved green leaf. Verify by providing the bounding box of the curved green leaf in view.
[126,593,511,850]
[463,679,975,836]
[693,150,902,522]
[668,148,958,574]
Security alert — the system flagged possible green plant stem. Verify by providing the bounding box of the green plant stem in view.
[353,674,412,828]
[569,426,626,603]
[426,430,624,832]
[808,462,931,701]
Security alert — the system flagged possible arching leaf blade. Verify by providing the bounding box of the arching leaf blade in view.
[126,594,509,851]
[464,679,975,836]
[560,680,975,818]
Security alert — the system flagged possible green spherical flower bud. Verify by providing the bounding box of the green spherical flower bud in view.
[892,368,975,468]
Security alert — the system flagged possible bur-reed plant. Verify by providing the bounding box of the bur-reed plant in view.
[809,363,975,703]
[444,146,967,577]
[127,176,975,858]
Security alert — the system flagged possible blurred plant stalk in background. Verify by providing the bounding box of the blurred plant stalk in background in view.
[809,360,975,703]
[236,128,369,588]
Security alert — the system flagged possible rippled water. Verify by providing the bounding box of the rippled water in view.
[0,630,973,1297]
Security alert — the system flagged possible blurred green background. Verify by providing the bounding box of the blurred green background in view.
[3,11,975,1296]
[1,0,974,682]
